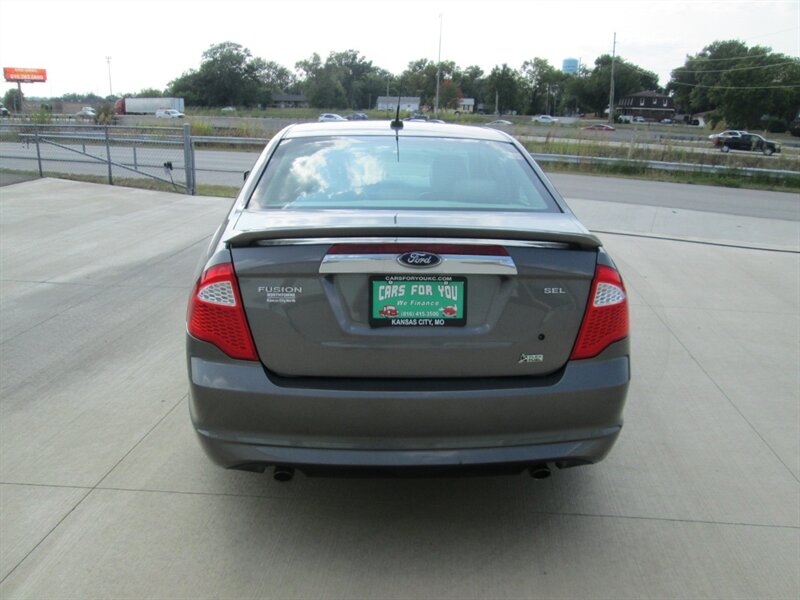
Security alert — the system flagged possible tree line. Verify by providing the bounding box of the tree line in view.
[165,39,800,129]
[163,42,662,118]
[6,39,798,130]
[668,40,799,130]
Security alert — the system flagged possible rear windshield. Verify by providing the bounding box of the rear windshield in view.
[247,135,560,212]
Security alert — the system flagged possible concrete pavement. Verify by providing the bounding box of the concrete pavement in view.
[1,178,798,599]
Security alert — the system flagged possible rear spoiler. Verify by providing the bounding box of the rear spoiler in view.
[224,226,602,250]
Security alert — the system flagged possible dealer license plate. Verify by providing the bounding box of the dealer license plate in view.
[370,275,466,327]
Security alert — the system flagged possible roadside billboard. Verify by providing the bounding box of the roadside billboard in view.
[3,68,47,82]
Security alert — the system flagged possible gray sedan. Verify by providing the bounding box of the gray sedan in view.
[186,121,630,480]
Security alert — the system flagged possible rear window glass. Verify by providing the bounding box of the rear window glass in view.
[247,136,560,212]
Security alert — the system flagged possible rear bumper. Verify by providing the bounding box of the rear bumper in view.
[188,338,630,471]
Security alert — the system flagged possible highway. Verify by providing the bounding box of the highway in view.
[2,140,798,223]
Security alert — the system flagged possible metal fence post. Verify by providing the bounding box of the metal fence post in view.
[133,141,138,171]
[104,125,113,185]
[183,123,195,195]
[34,125,43,177]
[190,138,197,195]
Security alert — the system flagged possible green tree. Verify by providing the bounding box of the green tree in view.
[296,52,347,108]
[166,70,204,106]
[326,50,376,108]
[573,55,659,115]
[133,88,164,98]
[486,64,523,114]
[167,41,269,107]
[668,40,752,115]
[59,92,104,103]
[438,79,462,110]
[252,59,296,95]
[361,67,396,109]
[520,58,568,115]
[459,65,486,105]
[199,42,261,106]
[295,50,388,109]
[3,88,23,112]
[668,40,800,128]
[398,59,439,106]
[561,63,592,115]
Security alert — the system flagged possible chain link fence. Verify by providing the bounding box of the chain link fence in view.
[0,122,196,193]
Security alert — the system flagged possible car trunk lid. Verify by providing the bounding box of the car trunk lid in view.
[229,210,600,379]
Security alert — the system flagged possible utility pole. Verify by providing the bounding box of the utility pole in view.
[106,56,113,97]
[608,33,616,124]
[434,14,442,118]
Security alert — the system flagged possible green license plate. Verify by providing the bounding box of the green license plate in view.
[369,275,466,327]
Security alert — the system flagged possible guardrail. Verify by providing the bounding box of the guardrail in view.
[530,153,798,178]
[191,135,267,145]
[2,123,797,194]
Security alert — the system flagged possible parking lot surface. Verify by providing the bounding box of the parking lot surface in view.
[1,178,798,599]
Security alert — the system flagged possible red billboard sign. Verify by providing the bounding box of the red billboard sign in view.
[4,68,47,83]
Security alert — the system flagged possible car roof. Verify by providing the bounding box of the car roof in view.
[282,120,512,142]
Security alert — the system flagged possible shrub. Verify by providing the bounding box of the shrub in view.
[190,121,216,136]
[707,112,723,129]
[765,118,788,133]
[31,109,52,124]
[94,102,116,125]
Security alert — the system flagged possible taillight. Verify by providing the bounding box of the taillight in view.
[187,262,258,361]
[570,264,629,360]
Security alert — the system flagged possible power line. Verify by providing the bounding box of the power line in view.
[613,54,799,84]
[671,60,798,75]
[668,81,800,90]
[680,49,795,63]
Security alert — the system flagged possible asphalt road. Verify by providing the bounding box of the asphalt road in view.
[550,172,800,222]
[0,178,797,599]
[3,140,798,222]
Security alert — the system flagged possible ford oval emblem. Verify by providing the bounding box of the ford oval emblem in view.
[397,251,442,268]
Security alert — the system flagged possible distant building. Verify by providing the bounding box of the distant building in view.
[562,58,579,75]
[271,94,308,109]
[617,91,675,122]
[457,97,475,113]
[376,96,420,112]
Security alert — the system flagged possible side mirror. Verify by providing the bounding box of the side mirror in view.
[243,170,250,182]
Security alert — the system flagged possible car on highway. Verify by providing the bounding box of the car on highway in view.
[403,115,445,123]
[0,103,10,117]
[708,129,746,142]
[155,108,185,119]
[711,131,780,155]
[318,113,347,122]
[531,115,559,124]
[582,124,615,131]
[186,120,631,481]
[345,112,368,120]
[486,119,513,126]
[74,106,96,119]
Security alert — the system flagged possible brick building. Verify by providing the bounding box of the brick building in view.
[617,91,675,122]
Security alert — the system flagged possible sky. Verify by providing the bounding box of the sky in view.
[0,0,798,99]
